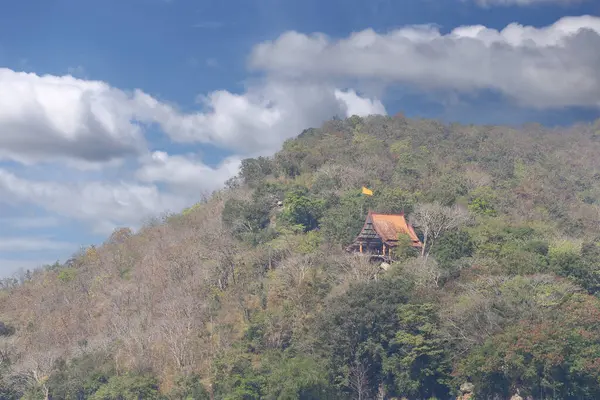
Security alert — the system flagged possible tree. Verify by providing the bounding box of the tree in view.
[467,186,498,216]
[396,257,445,289]
[88,374,162,400]
[168,374,211,400]
[212,351,266,400]
[0,351,18,400]
[438,275,579,357]
[384,304,451,399]
[240,157,274,187]
[411,203,470,258]
[312,277,414,396]
[549,241,600,295]
[431,230,474,269]
[374,188,415,215]
[578,241,600,294]
[15,351,60,400]
[456,294,600,399]
[46,352,115,400]
[222,198,272,241]
[320,190,375,246]
[279,188,325,232]
[311,164,366,195]
[263,354,337,400]
[348,360,371,400]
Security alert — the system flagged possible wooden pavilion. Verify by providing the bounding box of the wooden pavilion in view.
[346,211,422,260]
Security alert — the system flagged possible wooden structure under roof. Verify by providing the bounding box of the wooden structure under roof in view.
[347,211,422,260]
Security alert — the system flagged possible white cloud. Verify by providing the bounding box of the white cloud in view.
[474,0,585,7]
[334,89,386,117]
[133,81,386,154]
[0,68,146,167]
[0,68,386,166]
[250,15,600,109]
[0,168,189,234]
[135,151,242,195]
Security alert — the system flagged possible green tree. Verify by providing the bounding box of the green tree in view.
[57,267,78,283]
[384,304,451,399]
[222,198,272,242]
[213,351,266,400]
[499,241,548,275]
[0,357,18,400]
[320,190,375,246]
[468,186,497,216]
[347,115,363,130]
[263,354,338,400]
[46,353,115,400]
[88,374,162,400]
[312,277,414,397]
[549,241,600,295]
[279,188,325,232]
[578,242,600,294]
[457,295,600,399]
[168,374,210,400]
[374,188,415,215]
[431,230,474,269]
[275,139,310,178]
[240,157,274,187]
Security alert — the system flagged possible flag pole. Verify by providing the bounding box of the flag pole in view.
[360,186,373,216]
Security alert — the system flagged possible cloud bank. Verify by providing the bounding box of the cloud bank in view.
[250,15,600,109]
[0,69,145,167]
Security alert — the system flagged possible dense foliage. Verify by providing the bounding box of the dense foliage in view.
[2,114,600,399]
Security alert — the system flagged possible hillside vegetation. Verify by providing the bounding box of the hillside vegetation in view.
[2,114,600,399]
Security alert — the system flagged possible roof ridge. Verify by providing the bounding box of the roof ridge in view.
[371,212,405,216]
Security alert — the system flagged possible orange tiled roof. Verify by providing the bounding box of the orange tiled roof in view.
[370,212,421,245]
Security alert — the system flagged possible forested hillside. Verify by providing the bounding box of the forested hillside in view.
[2,114,600,400]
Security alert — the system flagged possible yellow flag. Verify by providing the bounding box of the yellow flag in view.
[362,186,373,196]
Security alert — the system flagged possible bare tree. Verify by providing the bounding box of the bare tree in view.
[155,287,207,372]
[348,359,371,400]
[312,164,367,194]
[401,257,444,288]
[411,202,470,258]
[14,350,60,400]
[337,255,381,283]
[464,164,492,189]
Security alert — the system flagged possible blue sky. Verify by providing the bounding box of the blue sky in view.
[0,0,599,277]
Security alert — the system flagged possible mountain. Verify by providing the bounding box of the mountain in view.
[2,114,600,399]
